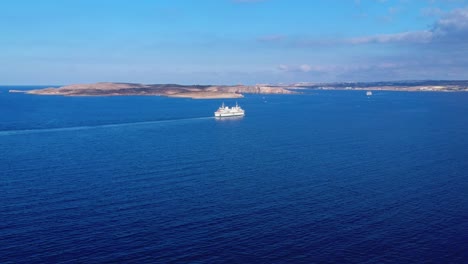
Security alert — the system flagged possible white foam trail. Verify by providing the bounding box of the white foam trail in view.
[0,116,213,136]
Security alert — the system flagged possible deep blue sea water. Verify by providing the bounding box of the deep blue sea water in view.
[1,86,467,263]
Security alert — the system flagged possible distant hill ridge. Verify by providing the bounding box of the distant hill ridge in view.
[13,82,295,99]
[8,80,468,96]
[291,80,468,92]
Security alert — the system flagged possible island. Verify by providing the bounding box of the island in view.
[288,80,468,92]
[10,82,294,99]
[9,80,468,98]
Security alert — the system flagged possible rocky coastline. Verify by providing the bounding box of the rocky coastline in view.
[13,82,295,99]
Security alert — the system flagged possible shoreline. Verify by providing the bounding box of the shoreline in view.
[7,80,468,98]
[13,82,294,99]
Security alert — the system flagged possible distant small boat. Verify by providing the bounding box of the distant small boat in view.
[366,91,373,96]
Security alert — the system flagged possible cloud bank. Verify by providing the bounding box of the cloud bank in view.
[266,7,468,82]
[350,7,468,44]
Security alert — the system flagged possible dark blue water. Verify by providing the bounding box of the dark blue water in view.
[1,87,467,263]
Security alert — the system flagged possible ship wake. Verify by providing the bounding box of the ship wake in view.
[0,116,213,136]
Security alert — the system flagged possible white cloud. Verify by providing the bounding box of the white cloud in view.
[348,30,433,44]
[348,7,468,44]
[421,7,445,17]
[299,64,312,72]
[278,64,340,73]
[257,35,286,42]
[432,7,468,38]
[277,64,289,71]
[266,7,468,82]
[260,8,468,47]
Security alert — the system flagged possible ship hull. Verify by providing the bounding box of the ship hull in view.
[214,112,245,117]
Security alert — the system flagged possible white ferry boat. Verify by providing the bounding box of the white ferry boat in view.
[366,91,373,96]
[214,102,245,117]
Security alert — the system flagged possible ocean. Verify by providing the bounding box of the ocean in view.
[1,87,467,263]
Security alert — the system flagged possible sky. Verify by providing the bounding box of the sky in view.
[1,0,468,85]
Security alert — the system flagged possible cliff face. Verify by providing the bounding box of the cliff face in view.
[20,82,295,98]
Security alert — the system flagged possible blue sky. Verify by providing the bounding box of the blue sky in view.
[1,0,468,84]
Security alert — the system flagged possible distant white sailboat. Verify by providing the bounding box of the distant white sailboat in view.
[366,91,373,96]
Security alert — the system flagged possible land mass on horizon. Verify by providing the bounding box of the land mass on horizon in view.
[290,80,468,92]
[8,80,468,98]
[9,82,294,98]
